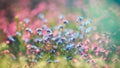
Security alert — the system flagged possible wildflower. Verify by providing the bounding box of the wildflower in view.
[16,32,21,36]
[31,45,37,49]
[8,36,15,42]
[58,25,64,29]
[42,19,47,23]
[52,46,57,49]
[85,27,92,33]
[42,25,47,30]
[38,54,43,59]
[25,28,33,33]
[77,16,84,22]
[26,44,31,49]
[35,48,40,53]
[34,38,42,43]
[69,37,75,42]
[23,38,30,43]
[63,20,69,24]
[43,35,50,42]
[50,49,56,54]
[79,34,84,39]
[84,19,91,26]
[46,28,52,33]
[65,43,74,51]
[66,56,72,60]
[24,18,30,24]
[36,28,42,32]
[72,58,79,63]
[38,13,44,20]
[48,33,53,37]
[53,30,58,37]
[59,14,64,20]
[58,39,63,45]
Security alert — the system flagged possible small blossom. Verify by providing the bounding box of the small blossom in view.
[59,14,64,20]
[77,16,84,22]
[63,20,69,24]
[24,18,30,23]
[34,38,42,43]
[8,36,15,42]
[16,32,21,36]
[38,13,44,20]
[25,28,33,33]
[85,27,92,33]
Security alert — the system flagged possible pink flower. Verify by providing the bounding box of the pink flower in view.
[94,33,100,40]
[53,30,58,37]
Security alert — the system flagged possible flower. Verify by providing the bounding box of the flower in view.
[38,13,44,20]
[8,36,15,42]
[24,18,30,24]
[25,28,33,33]
[63,20,69,24]
[77,16,84,22]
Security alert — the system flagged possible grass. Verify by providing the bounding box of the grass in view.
[0,54,120,68]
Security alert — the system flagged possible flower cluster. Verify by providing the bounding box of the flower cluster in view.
[2,14,110,66]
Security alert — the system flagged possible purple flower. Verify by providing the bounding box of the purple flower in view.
[77,16,84,22]
[34,38,42,43]
[23,38,29,43]
[42,25,47,30]
[36,28,42,32]
[63,20,69,24]
[25,28,33,33]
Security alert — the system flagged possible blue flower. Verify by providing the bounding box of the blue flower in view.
[8,36,15,42]
[31,45,38,49]
[42,25,47,30]
[24,18,30,24]
[77,16,84,22]
[58,25,64,29]
[43,35,49,41]
[38,13,44,20]
[48,33,53,37]
[16,32,21,36]
[36,28,42,32]
[57,39,63,45]
[34,38,42,43]
[38,55,42,59]
[59,14,64,20]
[66,56,72,60]
[84,19,92,26]
[85,27,92,33]
[47,28,52,33]
[25,28,33,33]
[65,44,74,51]
[63,20,69,24]
[50,49,56,54]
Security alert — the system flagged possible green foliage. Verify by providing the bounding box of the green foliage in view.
[0,43,8,52]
